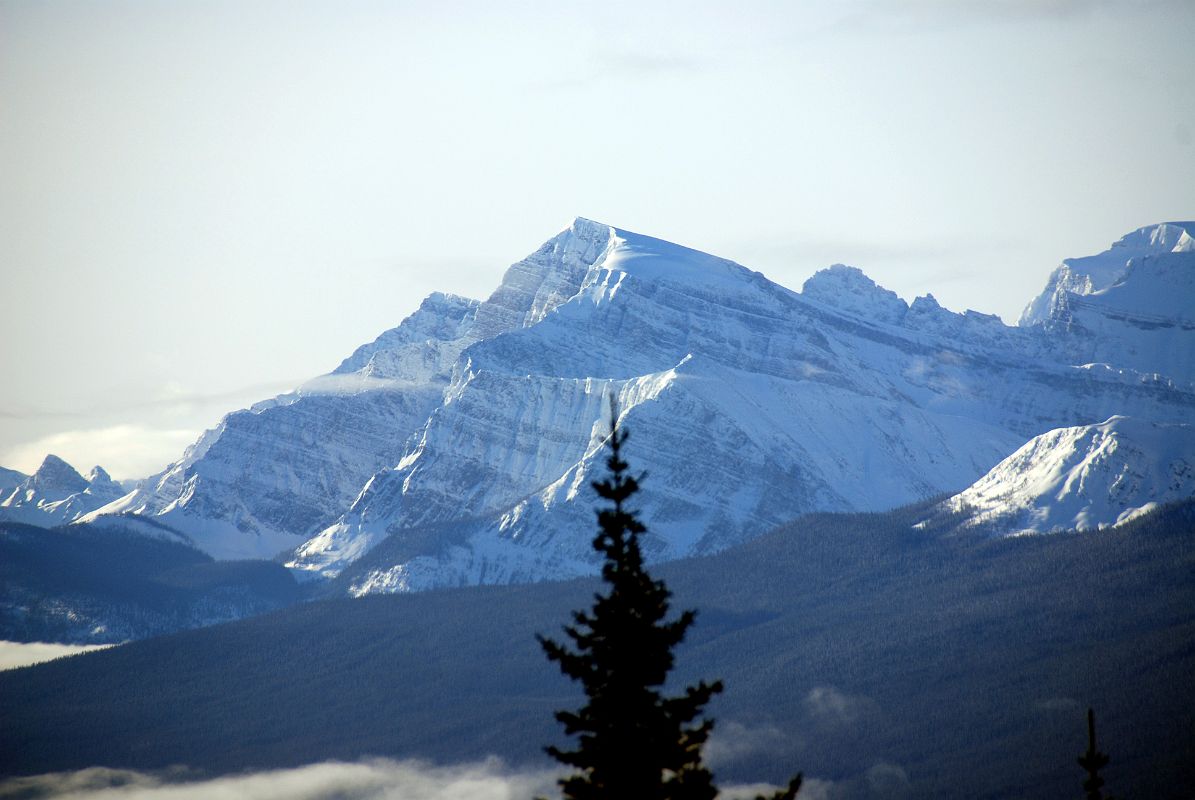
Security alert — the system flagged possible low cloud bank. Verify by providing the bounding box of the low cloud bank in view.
[0,758,906,800]
[0,758,558,800]
[0,641,113,672]
[803,686,881,730]
[705,720,792,768]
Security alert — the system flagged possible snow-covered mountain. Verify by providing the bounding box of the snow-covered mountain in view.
[0,456,125,527]
[68,218,1194,590]
[1020,221,1193,326]
[298,219,1192,593]
[931,416,1195,535]
[1020,221,1195,385]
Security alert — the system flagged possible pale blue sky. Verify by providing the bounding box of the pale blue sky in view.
[2,0,1192,477]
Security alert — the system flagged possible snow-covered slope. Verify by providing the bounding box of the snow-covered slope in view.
[78,217,1195,589]
[0,457,125,527]
[933,417,1195,535]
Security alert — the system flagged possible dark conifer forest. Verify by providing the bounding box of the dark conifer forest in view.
[2,498,1192,798]
[0,520,301,643]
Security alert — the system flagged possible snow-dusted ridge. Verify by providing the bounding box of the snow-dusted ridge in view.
[931,417,1195,535]
[0,456,126,528]
[11,217,1193,589]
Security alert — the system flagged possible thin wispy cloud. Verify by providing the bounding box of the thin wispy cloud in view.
[298,374,428,397]
[595,50,707,76]
[732,236,1012,269]
[833,0,1180,33]
[0,380,302,422]
[536,49,712,91]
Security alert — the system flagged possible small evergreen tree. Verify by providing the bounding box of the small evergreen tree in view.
[1078,708,1116,800]
[538,401,801,800]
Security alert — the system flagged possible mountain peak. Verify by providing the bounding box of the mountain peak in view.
[85,466,124,497]
[801,264,908,325]
[87,465,111,481]
[567,215,612,232]
[1112,221,1195,253]
[468,218,618,339]
[30,455,89,495]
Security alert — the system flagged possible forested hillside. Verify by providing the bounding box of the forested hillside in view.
[2,501,1192,798]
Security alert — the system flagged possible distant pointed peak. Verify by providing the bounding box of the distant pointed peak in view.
[83,464,126,499]
[568,215,612,231]
[30,454,88,494]
[36,453,77,475]
[86,465,119,487]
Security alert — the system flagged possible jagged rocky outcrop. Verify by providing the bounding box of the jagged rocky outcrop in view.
[63,217,1194,591]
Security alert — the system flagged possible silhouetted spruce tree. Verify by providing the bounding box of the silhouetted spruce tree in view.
[538,403,802,800]
[1078,708,1116,800]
